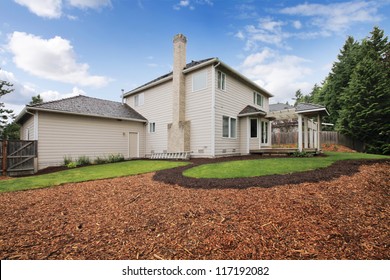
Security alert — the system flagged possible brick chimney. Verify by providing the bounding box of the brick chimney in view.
[168,34,190,153]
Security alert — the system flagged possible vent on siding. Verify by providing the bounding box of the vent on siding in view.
[222,149,227,153]
[198,149,204,154]
[232,148,236,153]
[163,149,168,153]
[151,150,155,154]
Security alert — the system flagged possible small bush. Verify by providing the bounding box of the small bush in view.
[107,153,125,163]
[63,156,73,166]
[76,156,90,166]
[291,151,314,158]
[66,162,78,168]
[94,156,108,164]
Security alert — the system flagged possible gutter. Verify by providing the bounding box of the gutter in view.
[23,107,148,123]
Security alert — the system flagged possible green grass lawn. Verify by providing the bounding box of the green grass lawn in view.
[183,152,388,179]
[0,160,188,193]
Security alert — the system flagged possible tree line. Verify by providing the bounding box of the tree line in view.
[295,27,389,154]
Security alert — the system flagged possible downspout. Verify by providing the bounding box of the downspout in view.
[211,61,220,157]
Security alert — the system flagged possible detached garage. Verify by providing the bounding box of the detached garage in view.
[16,95,147,171]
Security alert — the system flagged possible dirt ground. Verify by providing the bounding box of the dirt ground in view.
[0,158,389,260]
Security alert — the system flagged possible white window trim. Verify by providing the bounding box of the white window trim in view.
[134,93,144,107]
[222,116,237,139]
[250,118,258,138]
[149,122,156,133]
[192,70,208,92]
[217,70,226,91]
[253,92,264,108]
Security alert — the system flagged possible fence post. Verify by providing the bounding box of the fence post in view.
[2,140,7,176]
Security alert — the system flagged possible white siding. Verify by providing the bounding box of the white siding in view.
[185,66,213,157]
[37,112,145,169]
[214,69,270,156]
[19,115,35,140]
[125,81,172,156]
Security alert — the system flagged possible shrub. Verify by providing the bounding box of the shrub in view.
[107,153,125,163]
[291,151,314,158]
[94,156,108,164]
[76,156,90,166]
[66,161,78,168]
[63,155,73,166]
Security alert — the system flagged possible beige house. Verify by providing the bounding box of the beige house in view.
[17,34,276,170]
[122,34,274,158]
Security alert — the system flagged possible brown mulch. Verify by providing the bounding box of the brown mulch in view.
[153,156,387,189]
[0,158,389,260]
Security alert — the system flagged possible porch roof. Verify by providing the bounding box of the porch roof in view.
[238,105,267,117]
[295,103,329,117]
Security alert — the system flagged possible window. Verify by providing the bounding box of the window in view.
[149,122,156,133]
[253,92,264,107]
[192,70,207,92]
[261,121,269,144]
[217,71,226,90]
[250,119,258,138]
[134,93,144,106]
[222,116,236,138]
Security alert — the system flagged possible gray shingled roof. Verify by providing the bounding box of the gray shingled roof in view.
[269,103,294,112]
[295,103,329,116]
[26,95,147,121]
[124,58,215,96]
[238,105,266,116]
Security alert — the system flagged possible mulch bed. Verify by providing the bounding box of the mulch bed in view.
[0,157,389,260]
[154,155,389,189]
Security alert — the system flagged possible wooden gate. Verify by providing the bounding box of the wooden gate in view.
[1,140,38,176]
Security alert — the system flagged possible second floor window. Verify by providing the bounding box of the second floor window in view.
[217,71,226,90]
[134,93,144,106]
[253,92,264,107]
[192,70,207,92]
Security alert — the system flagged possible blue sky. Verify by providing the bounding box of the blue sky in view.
[1,0,389,115]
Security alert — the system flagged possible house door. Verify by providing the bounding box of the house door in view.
[128,132,139,158]
[261,121,270,146]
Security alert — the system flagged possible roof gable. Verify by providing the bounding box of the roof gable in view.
[17,95,147,123]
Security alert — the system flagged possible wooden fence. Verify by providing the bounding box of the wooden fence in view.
[0,140,38,176]
[272,131,364,152]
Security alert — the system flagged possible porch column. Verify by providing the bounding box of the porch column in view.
[298,114,303,152]
[317,114,321,152]
[304,117,309,149]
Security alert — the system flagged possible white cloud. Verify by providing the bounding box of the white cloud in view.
[292,20,302,29]
[0,69,86,115]
[280,1,382,33]
[173,0,212,10]
[7,32,111,87]
[235,31,245,40]
[14,0,111,18]
[67,0,111,10]
[14,0,62,18]
[239,48,313,102]
[40,87,83,102]
[173,0,192,10]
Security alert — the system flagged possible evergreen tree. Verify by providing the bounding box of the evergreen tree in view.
[29,94,43,105]
[320,36,362,125]
[337,28,390,154]
[0,78,16,140]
